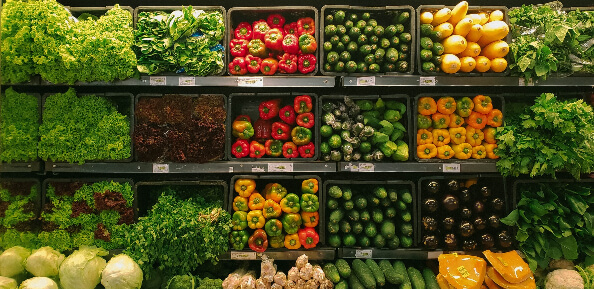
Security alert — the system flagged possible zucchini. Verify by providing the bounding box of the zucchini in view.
[379,260,403,285]
[407,267,425,289]
[336,280,348,289]
[393,261,411,289]
[365,259,386,287]
[422,268,440,289]
[335,259,352,279]
[352,259,377,289]
[349,274,365,289]
[324,263,341,284]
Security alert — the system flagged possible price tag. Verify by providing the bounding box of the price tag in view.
[152,163,169,173]
[268,163,293,172]
[357,76,376,86]
[518,78,534,86]
[349,163,359,172]
[427,251,443,259]
[420,76,436,86]
[355,249,373,259]
[229,167,234,173]
[358,163,375,172]
[252,166,266,173]
[443,163,460,173]
[238,77,264,87]
[150,76,166,86]
[231,251,257,260]
[179,77,195,86]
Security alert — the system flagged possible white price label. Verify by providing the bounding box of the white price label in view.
[152,163,169,173]
[420,76,436,86]
[518,78,534,86]
[355,249,373,259]
[229,166,234,173]
[357,76,376,86]
[252,166,266,173]
[268,163,293,172]
[349,164,359,172]
[179,77,195,86]
[231,251,257,260]
[443,163,461,173]
[358,163,375,172]
[427,251,443,259]
[238,77,264,87]
[150,76,166,86]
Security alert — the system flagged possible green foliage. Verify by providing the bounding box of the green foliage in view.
[0,229,39,249]
[37,230,71,252]
[0,88,39,162]
[39,88,131,164]
[0,182,40,249]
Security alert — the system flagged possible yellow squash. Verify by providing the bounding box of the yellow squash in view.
[459,42,481,57]
[443,35,468,55]
[448,1,469,25]
[454,17,474,37]
[466,24,484,42]
[478,21,509,47]
[432,7,453,26]
[435,22,455,39]
[481,40,509,59]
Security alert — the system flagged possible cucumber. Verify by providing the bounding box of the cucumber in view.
[422,268,440,289]
[349,274,365,289]
[336,280,348,289]
[335,259,351,279]
[352,259,377,289]
[407,267,425,289]
[365,259,386,287]
[379,260,404,285]
[393,261,410,284]
[323,263,341,284]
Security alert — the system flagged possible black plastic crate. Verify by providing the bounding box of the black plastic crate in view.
[322,179,417,249]
[416,5,510,76]
[413,93,505,163]
[227,6,319,76]
[320,5,416,76]
[417,175,512,252]
[318,94,412,162]
[227,93,319,161]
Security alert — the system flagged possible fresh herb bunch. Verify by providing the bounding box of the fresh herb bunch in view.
[496,93,594,178]
[38,88,131,164]
[134,7,225,76]
[0,88,39,162]
[501,182,594,271]
[0,181,39,249]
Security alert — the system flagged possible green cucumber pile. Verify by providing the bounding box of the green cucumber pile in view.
[322,9,413,74]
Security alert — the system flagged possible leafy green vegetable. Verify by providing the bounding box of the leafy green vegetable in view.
[0,181,40,249]
[0,88,39,162]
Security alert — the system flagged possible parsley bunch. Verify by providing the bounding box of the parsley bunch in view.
[0,88,39,162]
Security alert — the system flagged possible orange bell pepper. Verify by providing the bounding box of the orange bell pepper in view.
[263,199,282,219]
[472,145,487,159]
[483,127,497,144]
[485,143,499,159]
[301,211,319,227]
[432,113,451,129]
[487,109,503,127]
[437,97,457,114]
[284,233,301,249]
[473,95,493,114]
[466,127,484,147]
[417,144,437,159]
[248,192,265,210]
[467,111,488,129]
[417,129,433,145]
[432,129,451,147]
[437,145,455,159]
[233,196,249,212]
[235,179,256,197]
[449,127,467,145]
[263,183,288,203]
[449,113,465,128]
[452,143,472,159]
[418,97,437,116]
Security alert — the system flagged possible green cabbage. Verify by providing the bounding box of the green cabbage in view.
[58,246,107,289]
[25,247,64,277]
[18,277,58,289]
[100,254,142,289]
[0,276,17,289]
[0,247,31,277]
[165,274,195,289]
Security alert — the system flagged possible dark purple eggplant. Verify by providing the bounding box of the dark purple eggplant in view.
[498,231,513,248]
[480,186,492,198]
[442,217,456,231]
[459,221,474,237]
[473,216,487,230]
[491,198,505,211]
[462,239,477,251]
[444,233,458,250]
[488,215,501,228]
[459,188,472,203]
[473,200,485,214]
[443,194,460,211]
[423,198,439,213]
[426,181,440,194]
[423,235,439,250]
[481,233,495,250]
[447,180,460,192]
[460,207,473,219]
[423,216,438,232]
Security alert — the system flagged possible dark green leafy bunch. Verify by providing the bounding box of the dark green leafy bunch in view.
[0,88,39,162]
[135,7,225,76]
[38,88,131,164]
[0,181,39,249]
[501,182,594,271]
[496,93,594,178]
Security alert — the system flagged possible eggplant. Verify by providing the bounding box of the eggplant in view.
[472,200,485,214]
[473,216,487,231]
[442,217,456,231]
[444,233,458,250]
[481,233,495,250]
[491,198,505,211]
[480,186,492,198]
[460,206,473,219]
[459,188,472,203]
[422,235,439,250]
[426,181,440,194]
[462,239,477,251]
[488,215,501,229]
[498,230,513,248]
[442,194,460,211]
[423,216,438,232]
[423,198,439,213]
[459,221,474,238]
[447,180,460,192]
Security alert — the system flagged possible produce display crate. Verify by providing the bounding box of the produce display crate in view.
[320,5,416,76]
[413,93,505,162]
[134,93,228,163]
[318,94,412,162]
[416,5,511,76]
[322,179,418,252]
[417,175,512,252]
[228,175,324,251]
[133,6,228,76]
[227,6,319,76]
[41,92,135,163]
[227,93,319,161]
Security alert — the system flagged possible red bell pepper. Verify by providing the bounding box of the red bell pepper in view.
[230,39,248,57]
[298,227,319,249]
[278,53,298,74]
[272,122,291,140]
[259,99,281,120]
[297,17,315,35]
[298,54,316,74]
[261,58,278,75]
[265,139,283,157]
[232,139,249,158]
[252,20,270,41]
[235,115,252,122]
[284,22,298,35]
[254,118,273,142]
[229,57,247,75]
[248,39,268,58]
[264,28,284,51]
[282,34,299,54]
[245,55,262,74]
[250,141,266,158]
[267,14,286,29]
[279,105,296,125]
[296,112,314,129]
[298,34,317,54]
[294,95,313,114]
[248,229,268,252]
[282,142,299,158]
[298,142,315,158]
[235,22,253,40]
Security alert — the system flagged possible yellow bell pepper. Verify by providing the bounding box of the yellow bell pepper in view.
[485,143,499,159]
[432,129,450,147]
[437,145,454,159]
[235,179,256,197]
[483,127,497,144]
[449,127,466,145]
[452,143,472,159]
[417,129,433,145]
[417,144,437,159]
[233,196,249,212]
[466,127,484,147]
[472,145,487,159]
[448,113,465,128]
[247,210,266,229]
[284,233,301,249]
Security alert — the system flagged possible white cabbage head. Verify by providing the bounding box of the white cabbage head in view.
[25,247,65,277]
[18,277,58,289]
[0,247,31,277]
[58,246,107,289]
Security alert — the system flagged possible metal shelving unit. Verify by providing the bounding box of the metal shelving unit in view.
[0,162,41,173]
[342,75,594,87]
[338,162,497,173]
[220,248,336,261]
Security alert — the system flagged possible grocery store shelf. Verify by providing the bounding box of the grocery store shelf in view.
[338,248,441,260]
[45,161,337,173]
[342,75,594,87]
[339,162,498,173]
[220,248,336,261]
[0,162,41,173]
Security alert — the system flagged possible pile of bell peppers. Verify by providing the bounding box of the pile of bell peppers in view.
[231,95,316,159]
[416,95,502,160]
[229,13,318,75]
[230,178,320,252]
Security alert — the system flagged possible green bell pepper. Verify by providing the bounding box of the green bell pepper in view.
[300,193,319,212]
[280,193,301,214]
[232,211,248,230]
[282,213,302,234]
[269,234,285,248]
[291,127,312,146]
[230,230,249,250]
[265,219,283,237]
